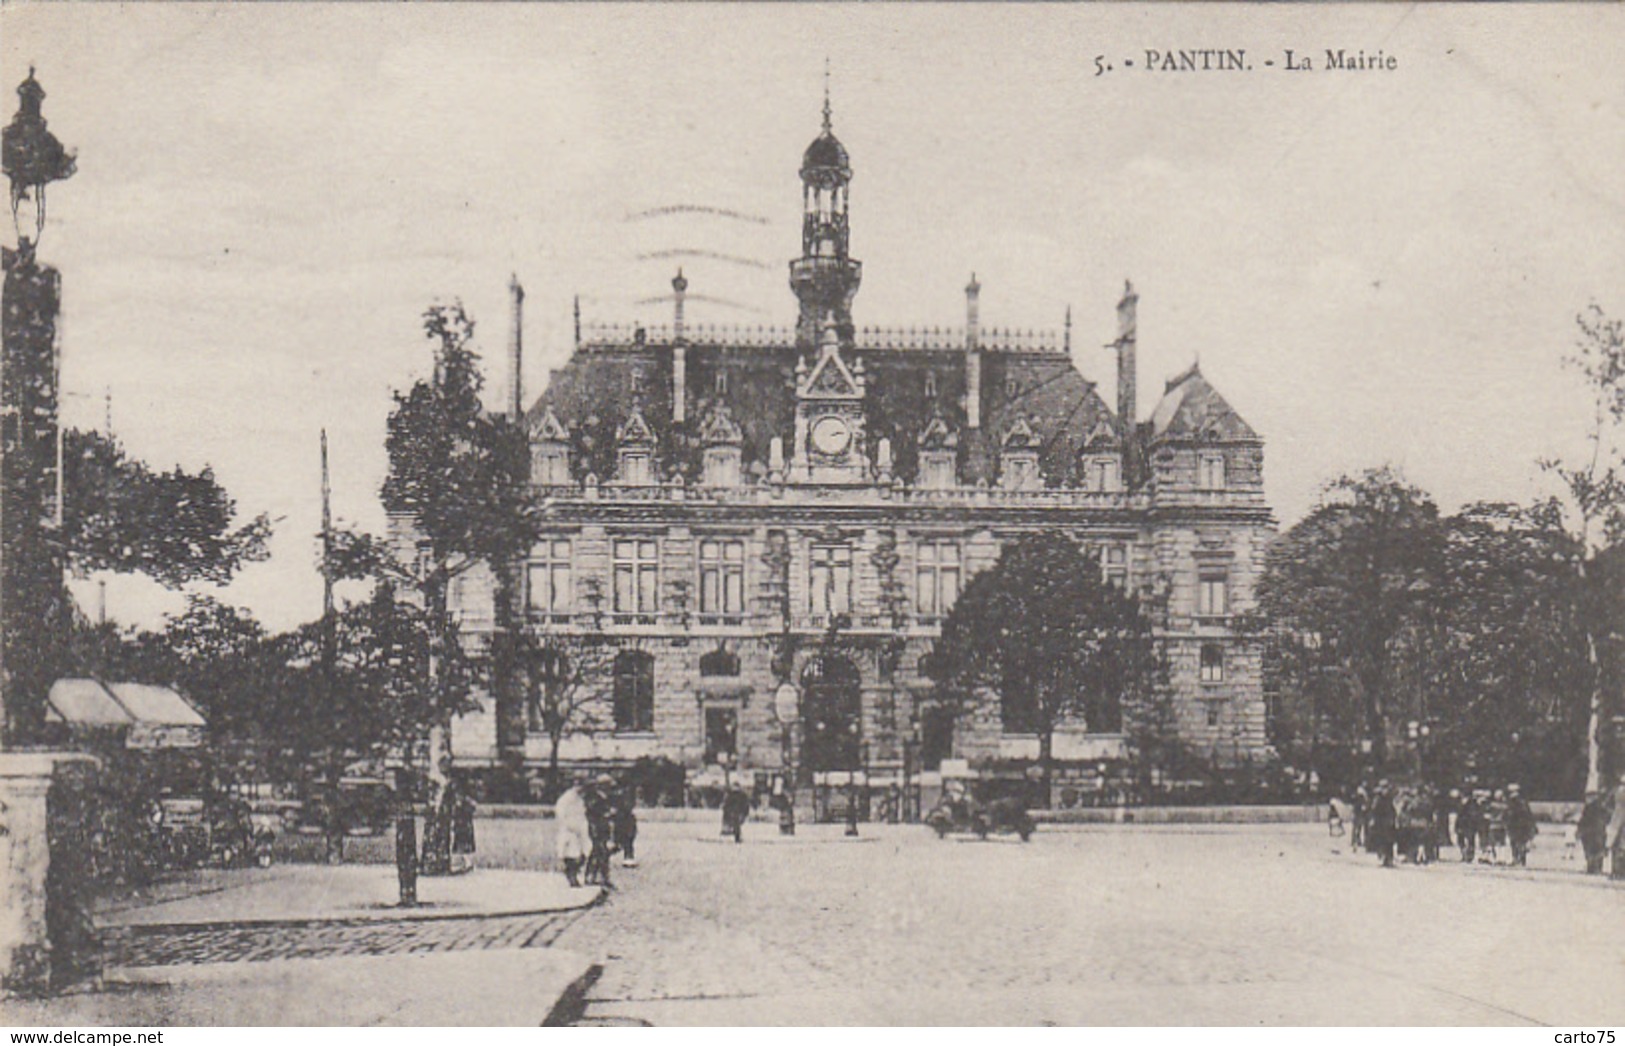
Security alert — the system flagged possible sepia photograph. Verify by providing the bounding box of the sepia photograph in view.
[1,2,1622,1030]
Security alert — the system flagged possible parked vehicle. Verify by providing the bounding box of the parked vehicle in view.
[925,788,1035,841]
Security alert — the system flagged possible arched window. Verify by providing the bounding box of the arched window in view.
[613,651,655,733]
[699,644,740,678]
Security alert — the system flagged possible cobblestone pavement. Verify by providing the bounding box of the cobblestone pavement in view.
[549,821,1624,1026]
[102,908,588,968]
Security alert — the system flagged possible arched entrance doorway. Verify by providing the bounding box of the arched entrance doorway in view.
[801,653,861,772]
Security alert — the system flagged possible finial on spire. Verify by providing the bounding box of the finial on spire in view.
[822,57,832,132]
[1064,304,1072,352]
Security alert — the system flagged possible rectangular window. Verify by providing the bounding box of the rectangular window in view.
[1199,454,1227,491]
[527,539,573,620]
[1201,643,1225,683]
[1103,545,1128,588]
[1197,574,1229,618]
[809,544,852,618]
[613,538,660,621]
[1206,703,1222,728]
[915,540,961,621]
[699,539,746,622]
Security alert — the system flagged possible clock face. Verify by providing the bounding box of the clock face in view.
[811,415,851,456]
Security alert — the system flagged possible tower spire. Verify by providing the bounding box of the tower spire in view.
[822,57,832,132]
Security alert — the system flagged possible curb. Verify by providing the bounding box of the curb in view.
[98,885,605,935]
[542,962,604,1027]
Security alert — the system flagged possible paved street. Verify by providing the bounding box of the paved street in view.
[541,820,1623,1026]
[102,909,587,968]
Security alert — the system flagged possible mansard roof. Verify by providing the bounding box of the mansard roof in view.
[1149,362,1259,443]
[526,326,1118,487]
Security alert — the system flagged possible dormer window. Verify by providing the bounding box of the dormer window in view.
[1199,453,1227,491]
[921,451,956,490]
[1084,456,1120,493]
[619,450,653,486]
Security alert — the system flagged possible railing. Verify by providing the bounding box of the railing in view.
[855,326,1063,354]
[576,320,1064,354]
[531,478,1146,509]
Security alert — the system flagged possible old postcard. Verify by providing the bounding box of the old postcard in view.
[2,2,1622,1030]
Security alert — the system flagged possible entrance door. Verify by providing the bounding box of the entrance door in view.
[802,654,861,772]
[704,707,738,765]
[920,705,955,771]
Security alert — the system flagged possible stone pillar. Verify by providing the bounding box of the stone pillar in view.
[0,753,91,995]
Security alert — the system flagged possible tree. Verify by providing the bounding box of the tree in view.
[512,626,617,796]
[343,302,533,873]
[271,585,447,902]
[1424,501,1594,792]
[0,425,271,742]
[930,532,1160,804]
[1542,304,1625,794]
[1259,468,1448,768]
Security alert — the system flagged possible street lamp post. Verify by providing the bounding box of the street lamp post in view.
[773,682,798,836]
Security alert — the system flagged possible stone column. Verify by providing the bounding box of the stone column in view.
[0,752,91,995]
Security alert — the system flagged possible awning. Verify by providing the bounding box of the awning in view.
[46,678,206,748]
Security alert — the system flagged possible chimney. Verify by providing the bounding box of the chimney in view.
[508,274,525,421]
[1115,279,1139,477]
[965,273,982,430]
[672,269,688,424]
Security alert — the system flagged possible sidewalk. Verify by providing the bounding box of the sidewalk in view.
[5,949,602,1026]
[0,866,606,1025]
[96,865,601,928]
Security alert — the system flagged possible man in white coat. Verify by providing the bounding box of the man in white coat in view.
[555,779,591,887]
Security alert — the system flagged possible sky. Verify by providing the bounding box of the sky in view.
[3,3,1623,633]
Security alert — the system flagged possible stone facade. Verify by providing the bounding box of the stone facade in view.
[444,102,1275,788]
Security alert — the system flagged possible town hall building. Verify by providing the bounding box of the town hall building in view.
[444,97,1274,804]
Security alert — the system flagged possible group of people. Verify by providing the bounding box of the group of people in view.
[1333,778,1624,875]
[1335,780,1540,869]
[553,774,638,888]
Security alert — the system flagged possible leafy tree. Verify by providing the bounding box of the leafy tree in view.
[329,302,534,873]
[1259,468,1448,767]
[930,532,1160,804]
[1423,501,1593,792]
[61,430,272,585]
[1541,304,1625,793]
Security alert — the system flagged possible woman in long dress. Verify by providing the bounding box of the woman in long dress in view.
[554,781,591,887]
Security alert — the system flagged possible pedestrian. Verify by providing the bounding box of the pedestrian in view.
[1350,784,1368,850]
[1504,783,1537,867]
[772,774,795,837]
[1481,789,1507,864]
[1577,790,1612,875]
[584,775,616,887]
[1368,781,1397,868]
[554,777,591,888]
[1607,774,1625,881]
[721,784,751,844]
[1433,789,1456,863]
[1456,790,1480,863]
[613,784,639,868]
[449,779,477,874]
[1326,795,1345,838]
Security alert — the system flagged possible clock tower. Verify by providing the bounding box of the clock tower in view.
[790,319,870,484]
[789,74,862,351]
